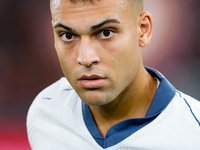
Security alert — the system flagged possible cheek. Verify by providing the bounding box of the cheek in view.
[55,40,77,72]
[107,37,140,82]
[56,48,76,80]
[58,57,70,77]
[110,39,139,68]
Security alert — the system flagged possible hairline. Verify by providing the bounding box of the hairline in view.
[50,0,143,11]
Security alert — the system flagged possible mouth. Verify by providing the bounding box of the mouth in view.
[80,75,103,80]
[78,75,106,89]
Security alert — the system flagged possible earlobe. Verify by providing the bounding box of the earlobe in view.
[139,12,153,47]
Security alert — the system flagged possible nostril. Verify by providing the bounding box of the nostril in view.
[93,61,98,64]
[76,48,100,67]
[78,60,99,67]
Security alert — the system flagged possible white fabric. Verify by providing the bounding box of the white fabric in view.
[27,77,200,150]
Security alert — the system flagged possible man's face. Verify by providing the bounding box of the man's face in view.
[51,0,143,106]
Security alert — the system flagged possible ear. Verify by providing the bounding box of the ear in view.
[139,12,153,47]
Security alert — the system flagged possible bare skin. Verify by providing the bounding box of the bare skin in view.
[90,69,157,137]
[51,0,156,137]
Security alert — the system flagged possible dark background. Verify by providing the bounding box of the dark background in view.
[0,0,200,149]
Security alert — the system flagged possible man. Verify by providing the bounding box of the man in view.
[27,0,200,149]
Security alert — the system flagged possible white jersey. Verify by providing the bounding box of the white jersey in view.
[27,68,200,150]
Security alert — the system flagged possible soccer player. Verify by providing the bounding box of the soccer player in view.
[27,0,200,149]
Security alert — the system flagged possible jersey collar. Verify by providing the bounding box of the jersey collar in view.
[82,67,176,148]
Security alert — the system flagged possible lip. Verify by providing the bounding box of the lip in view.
[78,75,106,89]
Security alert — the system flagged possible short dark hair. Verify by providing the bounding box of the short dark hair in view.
[69,0,96,2]
[50,0,143,11]
[50,0,142,5]
[50,0,98,5]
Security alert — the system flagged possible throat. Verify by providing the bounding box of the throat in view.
[89,99,151,138]
[89,72,158,138]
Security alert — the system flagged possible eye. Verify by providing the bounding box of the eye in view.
[60,32,76,42]
[98,30,115,39]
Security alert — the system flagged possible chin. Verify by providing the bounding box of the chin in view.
[82,99,107,106]
[77,89,116,106]
[81,95,111,106]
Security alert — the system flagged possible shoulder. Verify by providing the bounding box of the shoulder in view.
[34,77,73,100]
[27,77,74,119]
[27,77,75,116]
[175,90,200,110]
[175,90,200,125]
[26,78,81,148]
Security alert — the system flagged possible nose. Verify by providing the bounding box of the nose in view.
[77,38,100,67]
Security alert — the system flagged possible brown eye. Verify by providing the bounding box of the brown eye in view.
[103,30,111,37]
[60,33,76,42]
[65,33,73,40]
[99,30,115,39]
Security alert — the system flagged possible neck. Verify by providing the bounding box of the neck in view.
[89,67,157,137]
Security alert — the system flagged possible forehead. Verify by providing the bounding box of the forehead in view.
[51,0,133,24]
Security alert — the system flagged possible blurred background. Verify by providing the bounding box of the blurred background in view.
[0,0,200,149]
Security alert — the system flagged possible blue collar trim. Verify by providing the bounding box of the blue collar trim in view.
[82,67,176,149]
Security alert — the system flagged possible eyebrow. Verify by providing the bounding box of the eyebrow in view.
[91,19,121,30]
[53,18,121,33]
[54,23,76,33]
